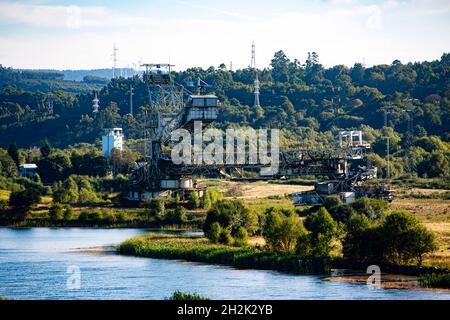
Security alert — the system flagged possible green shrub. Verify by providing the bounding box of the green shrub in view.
[208,222,222,243]
[263,211,308,253]
[218,229,233,245]
[419,273,450,289]
[323,196,341,210]
[187,191,200,209]
[350,198,388,220]
[63,205,73,221]
[328,204,355,223]
[203,199,258,237]
[303,207,338,257]
[143,198,165,221]
[343,211,438,265]
[78,210,103,223]
[234,227,249,247]
[49,203,64,221]
[381,211,437,265]
[164,206,188,225]
[168,291,209,300]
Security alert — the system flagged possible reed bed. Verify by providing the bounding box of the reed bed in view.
[118,233,329,274]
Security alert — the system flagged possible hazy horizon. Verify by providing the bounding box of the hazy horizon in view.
[0,0,449,71]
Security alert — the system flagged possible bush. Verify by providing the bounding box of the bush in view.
[419,273,450,289]
[350,198,388,220]
[207,222,222,243]
[263,211,308,253]
[343,211,438,265]
[168,291,209,300]
[323,196,341,210]
[187,191,200,209]
[218,229,233,245]
[143,198,165,221]
[203,200,258,237]
[303,207,338,257]
[381,211,437,265]
[234,227,249,247]
[164,206,188,225]
[63,205,73,221]
[202,189,223,209]
[49,203,64,221]
[9,188,41,219]
[78,210,103,223]
[328,204,355,223]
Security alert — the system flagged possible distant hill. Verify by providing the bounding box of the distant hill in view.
[61,68,136,81]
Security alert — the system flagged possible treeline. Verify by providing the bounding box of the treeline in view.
[201,196,437,267]
[0,52,449,178]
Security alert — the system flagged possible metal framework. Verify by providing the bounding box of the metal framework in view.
[128,63,382,202]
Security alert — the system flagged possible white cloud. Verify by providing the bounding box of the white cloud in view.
[0,0,448,70]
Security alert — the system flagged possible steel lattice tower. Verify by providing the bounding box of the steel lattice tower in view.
[251,41,260,107]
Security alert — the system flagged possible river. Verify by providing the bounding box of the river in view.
[0,228,449,300]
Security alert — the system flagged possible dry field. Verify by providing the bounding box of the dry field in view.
[391,195,450,268]
[213,181,450,268]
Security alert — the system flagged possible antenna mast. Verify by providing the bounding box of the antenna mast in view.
[128,84,134,116]
[112,43,118,79]
[251,41,260,107]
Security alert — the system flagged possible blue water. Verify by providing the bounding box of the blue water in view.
[0,228,449,300]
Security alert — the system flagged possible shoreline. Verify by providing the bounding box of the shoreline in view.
[322,274,450,293]
[116,233,450,292]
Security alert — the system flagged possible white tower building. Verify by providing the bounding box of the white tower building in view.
[102,128,124,158]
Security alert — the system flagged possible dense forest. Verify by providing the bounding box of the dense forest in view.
[0,50,449,179]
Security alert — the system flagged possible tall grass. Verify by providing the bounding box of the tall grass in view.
[419,273,450,289]
[168,291,209,300]
[118,233,330,274]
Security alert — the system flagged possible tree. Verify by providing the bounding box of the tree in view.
[381,211,437,265]
[187,191,200,209]
[234,227,249,247]
[350,198,388,220]
[9,188,41,219]
[7,143,20,167]
[165,206,187,225]
[270,50,290,82]
[218,228,233,245]
[418,151,450,178]
[303,207,338,257]
[40,139,52,158]
[263,211,308,253]
[207,222,222,243]
[203,200,258,237]
[143,198,165,221]
[49,203,64,221]
[63,205,73,221]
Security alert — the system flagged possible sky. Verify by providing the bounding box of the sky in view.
[0,0,449,71]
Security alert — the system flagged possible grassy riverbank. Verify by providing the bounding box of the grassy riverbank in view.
[419,273,450,289]
[118,233,330,274]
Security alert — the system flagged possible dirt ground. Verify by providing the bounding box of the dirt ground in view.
[212,180,313,199]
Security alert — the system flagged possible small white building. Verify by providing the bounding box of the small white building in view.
[19,163,38,178]
[102,128,124,158]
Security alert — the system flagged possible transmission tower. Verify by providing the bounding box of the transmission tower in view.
[92,91,100,114]
[128,84,134,116]
[112,43,118,79]
[46,93,53,115]
[251,41,260,107]
[403,99,416,173]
